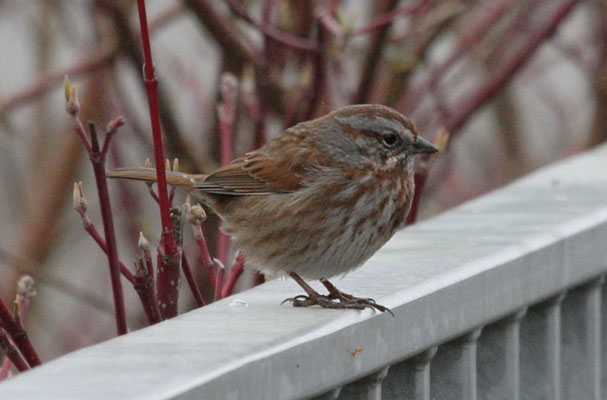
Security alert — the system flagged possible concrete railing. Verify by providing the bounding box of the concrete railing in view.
[1,144,606,400]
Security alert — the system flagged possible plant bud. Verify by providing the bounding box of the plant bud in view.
[72,182,88,213]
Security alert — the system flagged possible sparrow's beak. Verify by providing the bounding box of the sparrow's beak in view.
[410,136,438,155]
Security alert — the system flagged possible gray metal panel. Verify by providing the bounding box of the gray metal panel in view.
[0,144,606,399]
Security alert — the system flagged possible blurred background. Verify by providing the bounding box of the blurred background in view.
[0,0,604,362]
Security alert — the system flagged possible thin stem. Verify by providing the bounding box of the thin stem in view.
[181,0,263,70]
[136,0,182,319]
[0,329,29,373]
[353,0,400,104]
[444,0,580,135]
[136,0,174,241]
[220,253,245,299]
[0,297,40,367]
[155,240,181,318]
[400,0,514,112]
[226,0,317,51]
[181,253,205,307]
[75,209,136,284]
[304,12,332,120]
[351,0,426,35]
[191,224,217,290]
[133,257,162,325]
[0,356,13,380]
[214,263,226,302]
[87,123,128,335]
[65,77,127,335]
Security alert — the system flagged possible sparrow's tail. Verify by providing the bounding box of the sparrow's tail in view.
[106,167,207,190]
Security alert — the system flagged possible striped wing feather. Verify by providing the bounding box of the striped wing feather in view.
[196,152,304,195]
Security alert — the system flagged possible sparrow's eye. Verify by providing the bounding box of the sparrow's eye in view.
[381,133,400,148]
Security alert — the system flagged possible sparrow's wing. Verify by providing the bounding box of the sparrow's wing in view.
[196,151,305,196]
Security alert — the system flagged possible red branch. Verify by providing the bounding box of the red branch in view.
[214,262,226,302]
[134,234,162,324]
[303,12,333,120]
[406,0,579,224]
[136,0,174,241]
[87,122,128,335]
[192,226,217,290]
[181,253,205,307]
[73,190,135,284]
[351,0,427,35]
[65,79,128,335]
[155,237,181,318]
[1,276,36,376]
[133,255,162,325]
[0,353,12,380]
[0,329,29,373]
[0,297,40,367]
[220,253,245,299]
[136,0,181,319]
[443,0,580,135]
[182,0,263,69]
[226,0,317,51]
[400,0,515,112]
[353,0,401,103]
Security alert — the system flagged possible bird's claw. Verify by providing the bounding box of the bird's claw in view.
[282,292,393,315]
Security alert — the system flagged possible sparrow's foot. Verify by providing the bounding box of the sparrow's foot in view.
[283,273,393,315]
[282,292,366,310]
[321,278,393,315]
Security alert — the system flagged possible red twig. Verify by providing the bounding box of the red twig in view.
[353,0,401,104]
[182,253,205,307]
[351,0,426,35]
[155,237,181,318]
[135,233,162,324]
[0,355,12,380]
[220,253,245,299]
[443,0,580,136]
[65,78,128,335]
[405,0,580,222]
[73,183,136,284]
[0,276,37,376]
[226,0,317,52]
[136,0,173,240]
[88,122,128,335]
[191,225,213,267]
[133,238,162,325]
[136,0,181,319]
[214,261,226,302]
[0,297,40,367]
[304,12,333,120]
[182,0,263,69]
[400,0,515,112]
[188,204,218,291]
[0,329,29,373]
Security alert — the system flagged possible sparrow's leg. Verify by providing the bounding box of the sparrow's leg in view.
[282,273,392,314]
[282,272,351,309]
[320,278,393,315]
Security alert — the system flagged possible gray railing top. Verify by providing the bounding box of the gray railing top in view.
[1,144,606,399]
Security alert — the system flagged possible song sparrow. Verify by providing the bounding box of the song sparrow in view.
[108,104,437,313]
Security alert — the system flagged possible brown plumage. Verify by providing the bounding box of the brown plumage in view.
[107,104,437,313]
